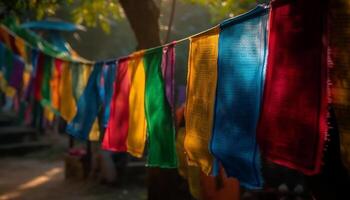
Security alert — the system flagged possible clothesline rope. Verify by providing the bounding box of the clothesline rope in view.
[1,3,270,66]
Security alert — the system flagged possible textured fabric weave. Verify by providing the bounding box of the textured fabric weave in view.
[257,0,328,175]
[184,27,219,175]
[211,6,268,189]
[144,47,177,168]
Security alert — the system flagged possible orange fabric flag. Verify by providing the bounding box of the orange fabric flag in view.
[59,61,77,122]
[184,27,219,175]
[127,51,147,158]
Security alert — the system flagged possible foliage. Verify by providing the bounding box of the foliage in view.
[183,0,265,21]
[0,0,266,32]
[0,0,122,33]
[71,0,122,33]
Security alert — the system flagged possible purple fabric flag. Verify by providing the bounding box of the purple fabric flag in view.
[9,55,24,91]
[161,43,175,109]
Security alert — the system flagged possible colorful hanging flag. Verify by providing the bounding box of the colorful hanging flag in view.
[33,53,45,101]
[102,52,147,157]
[40,55,53,107]
[161,43,175,109]
[184,27,219,175]
[89,119,100,141]
[99,61,117,127]
[50,59,63,111]
[176,126,202,200]
[328,0,350,172]
[9,55,25,92]
[102,58,130,151]
[257,0,328,175]
[66,63,103,140]
[210,6,268,189]
[144,47,177,168]
[71,62,92,101]
[127,51,147,158]
[59,61,77,122]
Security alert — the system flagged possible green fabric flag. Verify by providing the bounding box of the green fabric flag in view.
[40,55,53,107]
[144,47,177,168]
[4,47,13,81]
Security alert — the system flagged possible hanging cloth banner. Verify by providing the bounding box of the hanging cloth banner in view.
[211,6,268,189]
[59,61,77,122]
[161,43,175,109]
[257,0,328,175]
[127,51,147,157]
[40,55,53,108]
[71,62,92,101]
[184,27,219,175]
[50,59,63,111]
[66,63,103,140]
[144,46,177,168]
[176,127,202,200]
[328,0,350,172]
[102,58,130,151]
[99,61,117,127]
[33,52,45,101]
[9,55,25,92]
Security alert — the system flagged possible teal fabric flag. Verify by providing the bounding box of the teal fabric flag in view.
[144,47,177,168]
[210,6,268,189]
[66,63,103,140]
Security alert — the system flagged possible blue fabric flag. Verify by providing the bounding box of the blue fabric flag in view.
[0,43,4,72]
[66,63,103,140]
[210,6,268,189]
[99,61,117,127]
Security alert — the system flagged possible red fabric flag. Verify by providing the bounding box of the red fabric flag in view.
[33,53,45,101]
[257,0,328,175]
[102,58,130,151]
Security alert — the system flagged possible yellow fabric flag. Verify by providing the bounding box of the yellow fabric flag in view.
[44,106,55,122]
[329,0,350,172]
[127,51,147,158]
[176,127,202,200]
[59,61,77,122]
[89,118,100,141]
[22,69,31,94]
[184,27,219,175]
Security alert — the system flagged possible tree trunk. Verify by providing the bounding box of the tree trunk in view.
[119,0,161,50]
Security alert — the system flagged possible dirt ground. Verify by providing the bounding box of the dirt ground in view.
[0,131,147,200]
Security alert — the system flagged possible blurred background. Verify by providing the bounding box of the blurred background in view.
[0,0,348,200]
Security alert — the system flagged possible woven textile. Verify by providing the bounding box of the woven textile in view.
[184,27,219,175]
[211,6,268,189]
[257,0,328,175]
[144,47,177,168]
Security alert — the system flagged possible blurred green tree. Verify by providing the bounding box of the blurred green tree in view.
[0,0,263,49]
